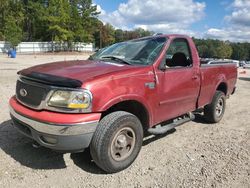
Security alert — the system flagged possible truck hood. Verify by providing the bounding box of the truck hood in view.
[19,60,139,87]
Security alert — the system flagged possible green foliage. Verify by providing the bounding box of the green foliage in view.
[193,38,244,60]
[114,29,124,43]
[93,23,153,48]
[45,0,73,42]
[23,1,48,41]
[0,0,9,31]
[216,42,233,59]
[0,0,250,58]
[1,0,24,47]
[101,23,115,47]
[0,0,100,47]
[75,0,100,42]
[231,43,249,60]
[0,32,4,40]
[4,16,23,47]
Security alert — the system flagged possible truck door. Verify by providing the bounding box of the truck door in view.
[155,38,200,123]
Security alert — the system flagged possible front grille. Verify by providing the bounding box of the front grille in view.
[16,79,49,108]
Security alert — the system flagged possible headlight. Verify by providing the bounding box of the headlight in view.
[48,90,92,110]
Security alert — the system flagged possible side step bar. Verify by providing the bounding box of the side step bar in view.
[147,113,195,135]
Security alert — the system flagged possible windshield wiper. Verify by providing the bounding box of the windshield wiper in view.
[100,56,132,65]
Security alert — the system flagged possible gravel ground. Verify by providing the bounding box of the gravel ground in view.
[0,54,249,188]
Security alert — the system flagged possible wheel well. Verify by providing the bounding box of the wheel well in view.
[216,82,227,95]
[101,100,149,133]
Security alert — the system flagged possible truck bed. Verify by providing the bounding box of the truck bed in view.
[198,63,237,108]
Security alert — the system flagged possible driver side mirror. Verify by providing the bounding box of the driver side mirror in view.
[159,59,167,71]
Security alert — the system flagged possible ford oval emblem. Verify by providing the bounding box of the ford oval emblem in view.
[20,88,28,97]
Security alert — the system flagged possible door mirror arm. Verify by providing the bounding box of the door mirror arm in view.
[159,63,167,71]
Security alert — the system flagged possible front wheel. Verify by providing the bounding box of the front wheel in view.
[204,91,226,123]
[90,111,143,173]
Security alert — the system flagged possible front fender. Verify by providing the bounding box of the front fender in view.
[99,94,154,126]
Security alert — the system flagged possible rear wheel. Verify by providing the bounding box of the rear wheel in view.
[90,111,143,173]
[204,91,226,123]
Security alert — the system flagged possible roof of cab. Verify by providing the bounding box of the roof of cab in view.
[159,34,190,39]
[127,34,191,43]
[139,34,191,40]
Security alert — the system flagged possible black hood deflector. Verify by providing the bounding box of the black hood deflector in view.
[19,71,82,88]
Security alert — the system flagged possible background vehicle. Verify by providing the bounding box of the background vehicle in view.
[9,34,237,173]
[243,61,250,69]
[200,58,237,66]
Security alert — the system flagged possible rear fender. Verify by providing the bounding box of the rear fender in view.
[210,75,227,103]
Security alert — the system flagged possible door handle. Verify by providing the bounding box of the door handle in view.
[192,75,198,80]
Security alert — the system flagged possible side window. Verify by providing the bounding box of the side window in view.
[165,38,192,68]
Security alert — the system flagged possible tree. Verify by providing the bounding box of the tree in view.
[4,16,23,48]
[197,45,208,57]
[134,28,151,37]
[94,27,152,48]
[216,43,232,59]
[231,43,248,60]
[194,38,233,59]
[1,0,24,48]
[114,29,124,43]
[0,0,9,38]
[101,23,115,47]
[75,0,99,42]
[68,0,99,43]
[22,0,47,41]
[45,0,73,43]
[2,0,250,57]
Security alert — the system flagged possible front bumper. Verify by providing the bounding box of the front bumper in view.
[9,97,101,152]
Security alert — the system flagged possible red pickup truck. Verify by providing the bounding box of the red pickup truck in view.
[9,34,237,173]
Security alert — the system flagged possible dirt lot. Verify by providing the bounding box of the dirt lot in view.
[0,54,249,188]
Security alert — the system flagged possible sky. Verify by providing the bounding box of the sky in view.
[93,0,250,42]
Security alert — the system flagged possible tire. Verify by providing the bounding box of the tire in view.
[204,91,226,123]
[90,111,143,173]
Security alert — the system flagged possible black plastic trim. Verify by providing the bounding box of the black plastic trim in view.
[19,72,82,88]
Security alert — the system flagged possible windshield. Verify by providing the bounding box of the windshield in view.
[90,37,167,65]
